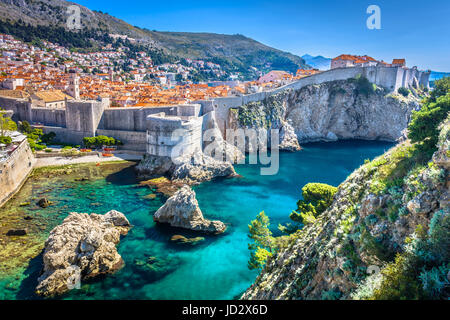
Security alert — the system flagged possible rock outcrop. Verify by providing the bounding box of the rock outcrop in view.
[136,152,239,185]
[153,185,226,234]
[36,210,131,297]
[171,152,238,185]
[279,120,301,151]
[135,154,174,179]
[242,116,449,300]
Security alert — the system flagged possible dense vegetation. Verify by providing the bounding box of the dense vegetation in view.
[82,135,122,148]
[247,212,274,270]
[369,215,449,299]
[0,19,101,49]
[408,77,450,152]
[0,108,17,142]
[18,121,55,151]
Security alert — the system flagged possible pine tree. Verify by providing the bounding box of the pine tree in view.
[248,211,273,270]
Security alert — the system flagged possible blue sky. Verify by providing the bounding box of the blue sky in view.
[76,0,450,71]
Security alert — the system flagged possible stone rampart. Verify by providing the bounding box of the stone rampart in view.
[0,139,35,207]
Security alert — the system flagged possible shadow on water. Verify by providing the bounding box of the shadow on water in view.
[16,251,44,300]
[145,223,225,250]
[105,163,139,186]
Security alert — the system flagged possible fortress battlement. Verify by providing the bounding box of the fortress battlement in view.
[0,66,430,156]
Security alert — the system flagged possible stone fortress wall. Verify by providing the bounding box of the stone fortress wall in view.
[0,66,430,156]
[0,138,36,207]
[199,66,430,134]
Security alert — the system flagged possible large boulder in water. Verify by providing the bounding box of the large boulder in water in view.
[153,186,226,234]
[36,210,131,297]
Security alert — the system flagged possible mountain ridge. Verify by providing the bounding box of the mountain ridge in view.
[0,0,308,77]
[301,54,331,71]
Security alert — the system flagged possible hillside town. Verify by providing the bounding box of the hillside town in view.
[0,31,421,112]
[0,33,320,108]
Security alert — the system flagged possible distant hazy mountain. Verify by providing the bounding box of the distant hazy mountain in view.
[301,54,331,70]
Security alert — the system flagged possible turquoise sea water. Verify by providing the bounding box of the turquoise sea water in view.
[0,140,393,300]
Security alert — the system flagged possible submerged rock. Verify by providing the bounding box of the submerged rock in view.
[140,176,184,197]
[131,255,180,282]
[6,229,27,236]
[35,210,131,297]
[153,185,226,234]
[170,235,205,245]
[37,198,51,208]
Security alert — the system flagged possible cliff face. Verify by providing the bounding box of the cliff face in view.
[242,116,449,300]
[230,79,422,144]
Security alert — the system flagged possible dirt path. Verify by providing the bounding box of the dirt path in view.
[35,152,143,168]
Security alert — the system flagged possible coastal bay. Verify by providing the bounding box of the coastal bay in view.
[0,140,393,300]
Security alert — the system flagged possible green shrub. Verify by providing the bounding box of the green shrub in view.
[83,135,120,148]
[290,183,337,224]
[321,288,343,300]
[19,121,32,134]
[350,74,377,97]
[371,253,423,300]
[34,144,46,151]
[398,87,410,97]
[419,265,449,298]
[0,135,12,145]
[248,211,274,270]
[429,77,450,103]
[408,93,450,152]
[41,132,56,144]
[0,108,17,136]
[367,210,449,300]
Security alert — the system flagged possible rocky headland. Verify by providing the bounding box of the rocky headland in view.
[230,78,423,144]
[242,115,449,300]
[153,185,226,234]
[36,210,131,297]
